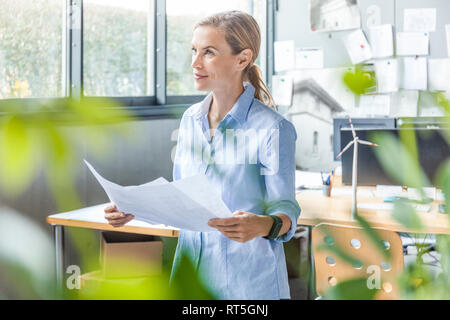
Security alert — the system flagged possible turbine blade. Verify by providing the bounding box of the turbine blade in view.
[348,115,356,139]
[337,140,355,158]
[358,140,378,147]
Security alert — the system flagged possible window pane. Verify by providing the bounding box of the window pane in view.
[0,0,63,99]
[83,0,154,97]
[166,0,266,96]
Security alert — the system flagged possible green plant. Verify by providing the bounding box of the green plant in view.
[329,72,450,300]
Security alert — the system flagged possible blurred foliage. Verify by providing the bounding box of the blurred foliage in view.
[329,71,450,300]
[0,207,55,299]
[70,250,216,300]
[0,94,219,299]
[354,213,391,260]
[323,278,378,300]
[0,96,136,210]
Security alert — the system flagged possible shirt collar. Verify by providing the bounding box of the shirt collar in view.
[194,82,255,126]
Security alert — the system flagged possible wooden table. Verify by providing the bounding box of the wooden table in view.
[296,189,449,234]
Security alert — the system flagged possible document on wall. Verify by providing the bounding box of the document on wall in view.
[84,160,232,232]
[401,57,428,91]
[295,48,324,69]
[374,58,399,93]
[446,25,450,58]
[274,40,295,72]
[358,94,391,117]
[403,8,436,33]
[428,59,450,92]
[368,24,394,58]
[396,32,429,56]
[272,75,293,107]
[389,90,419,117]
[344,29,372,64]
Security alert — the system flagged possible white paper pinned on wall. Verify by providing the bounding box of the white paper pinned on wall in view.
[390,90,419,117]
[403,8,436,32]
[401,56,428,91]
[344,29,372,64]
[368,24,393,58]
[419,106,446,117]
[428,59,450,92]
[274,40,295,72]
[359,94,391,116]
[446,24,450,58]
[295,48,324,69]
[374,58,399,93]
[271,75,293,107]
[396,32,429,56]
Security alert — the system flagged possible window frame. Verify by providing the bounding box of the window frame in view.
[0,0,275,120]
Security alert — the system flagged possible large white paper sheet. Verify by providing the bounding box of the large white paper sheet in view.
[274,40,295,72]
[396,32,429,56]
[374,58,399,93]
[271,75,293,107]
[401,57,428,91]
[295,48,324,69]
[84,160,232,232]
[368,24,393,58]
[428,59,450,92]
[403,8,436,32]
[344,29,372,64]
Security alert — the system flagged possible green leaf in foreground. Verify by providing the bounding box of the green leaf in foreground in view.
[371,132,429,191]
[316,242,363,269]
[0,115,36,194]
[354,214,391,260]
[392,199,424,231]
[323,278,378,300]
[169,252,217,300]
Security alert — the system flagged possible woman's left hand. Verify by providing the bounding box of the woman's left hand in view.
[208,211,274,243]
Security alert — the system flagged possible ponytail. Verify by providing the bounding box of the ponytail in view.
[246,64,277,111]
[195,11,278,111]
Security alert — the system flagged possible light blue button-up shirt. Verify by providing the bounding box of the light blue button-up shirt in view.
[170,82,301,299]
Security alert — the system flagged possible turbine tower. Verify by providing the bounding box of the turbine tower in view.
[337,115,378,219]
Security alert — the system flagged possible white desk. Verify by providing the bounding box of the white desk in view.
[46,203,179,290]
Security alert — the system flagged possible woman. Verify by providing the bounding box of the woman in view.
[104,11,300,300]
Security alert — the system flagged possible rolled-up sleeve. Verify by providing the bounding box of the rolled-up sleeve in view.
[261,118,301,242]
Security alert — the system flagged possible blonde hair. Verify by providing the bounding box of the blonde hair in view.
[194,11,277,110]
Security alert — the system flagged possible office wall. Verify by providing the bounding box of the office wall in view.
[275,0,450,132]
[275,0,449,66]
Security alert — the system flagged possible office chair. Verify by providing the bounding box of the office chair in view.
[312,223,404,300]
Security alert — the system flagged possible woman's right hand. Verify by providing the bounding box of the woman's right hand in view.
[104,204,134,228]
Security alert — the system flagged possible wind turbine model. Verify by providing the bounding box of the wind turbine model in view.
[337,116,378,219]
